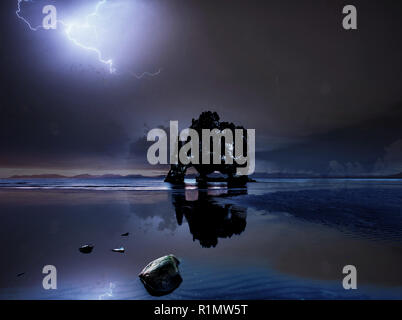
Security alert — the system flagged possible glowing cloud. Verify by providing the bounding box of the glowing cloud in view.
[58,0,115,73]
[16,0,161,77]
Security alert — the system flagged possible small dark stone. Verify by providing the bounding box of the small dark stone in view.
[139,254,182,296]
[121,232,129,236]
[79,244,94,254]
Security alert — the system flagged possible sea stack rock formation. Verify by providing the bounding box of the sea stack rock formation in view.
[165,111,252,186]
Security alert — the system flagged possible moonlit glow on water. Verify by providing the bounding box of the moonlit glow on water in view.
[98,282,116,300]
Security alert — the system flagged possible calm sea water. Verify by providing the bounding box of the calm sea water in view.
[0,178,402,299]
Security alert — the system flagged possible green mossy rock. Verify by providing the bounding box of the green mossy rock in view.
[139,254,182,296]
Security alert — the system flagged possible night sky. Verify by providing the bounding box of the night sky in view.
[1,0,402,177]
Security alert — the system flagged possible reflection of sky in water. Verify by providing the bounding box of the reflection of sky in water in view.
[0,178,402,299]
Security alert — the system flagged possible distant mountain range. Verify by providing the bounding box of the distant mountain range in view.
[7,174,165,179]
[250,172,402,179]
[6,172,402,179]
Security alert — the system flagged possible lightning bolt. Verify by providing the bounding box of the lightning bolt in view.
[16,0,42,31]
[15,0,161,77]
[129,68,163,79]
[58,0,116,73]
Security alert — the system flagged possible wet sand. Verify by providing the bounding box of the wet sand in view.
[0,179,402,299]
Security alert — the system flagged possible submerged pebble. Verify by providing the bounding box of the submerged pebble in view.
[112,247,125,253]
[79,244,94,254]
[139,254,182,296]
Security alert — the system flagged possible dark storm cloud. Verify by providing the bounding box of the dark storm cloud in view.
[128,124,170,168]
[1,0,402,173]
[0,48,130,168]
[257,103,402,174]
[0,100,129,162]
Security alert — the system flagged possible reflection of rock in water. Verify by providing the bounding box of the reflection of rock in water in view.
[129,195,178,232]
[172,188,247,248]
